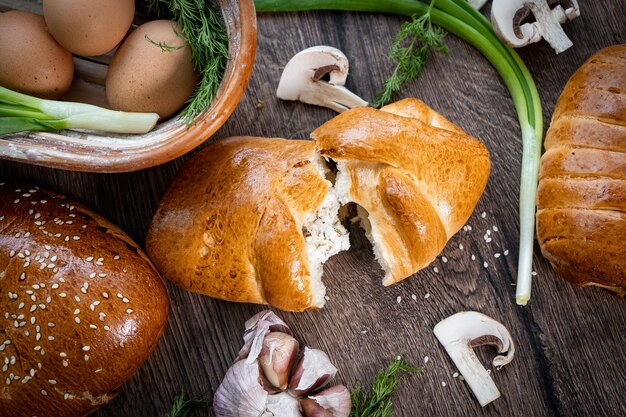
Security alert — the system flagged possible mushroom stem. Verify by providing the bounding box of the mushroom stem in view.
[433,311,515,407]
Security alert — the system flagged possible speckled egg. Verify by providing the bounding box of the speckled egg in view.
[0,10,74,100]
[43,0,135,56]
[106,20,199,119]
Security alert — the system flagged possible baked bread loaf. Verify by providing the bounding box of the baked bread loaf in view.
[313,98,490,284]
[0,183,169,417]
[146,137,349,312]
[147,99,489,310]
[537,45,626,296]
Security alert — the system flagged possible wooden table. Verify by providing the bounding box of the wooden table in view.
[2,2,625,416]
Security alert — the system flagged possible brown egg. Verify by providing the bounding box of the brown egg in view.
[43,0,135,56]
[106,20,199,119]
[0,10,74,100]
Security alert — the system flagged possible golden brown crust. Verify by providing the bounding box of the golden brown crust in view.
[0,183,168,417]
[313,99,490,284]
[146,137,329,312]
[537,44,626,294]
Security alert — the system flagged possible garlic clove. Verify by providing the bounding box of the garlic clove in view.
[213,360,268,417]
[301,385,352,417]
[266,392,303,417]
[259,332,299,390]
[236,310,292,363]
[289,347,338,396]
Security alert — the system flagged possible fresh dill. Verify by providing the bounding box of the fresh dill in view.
[372,0,448,108]
[146,0,229,125]
[167,392,211,417]
[350,356,418,417]
[144,35,186,52]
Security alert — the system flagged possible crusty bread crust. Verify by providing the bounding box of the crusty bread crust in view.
[313,99,490,284]
[0,183,168,417]
[146,137,332,312]
[537,44,626,295]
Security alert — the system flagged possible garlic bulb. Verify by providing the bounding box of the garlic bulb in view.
[214,311,351,417]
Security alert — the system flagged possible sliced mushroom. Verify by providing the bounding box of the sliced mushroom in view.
[491,0,580,53]
[277,46,368,113]
[433,311,515,407]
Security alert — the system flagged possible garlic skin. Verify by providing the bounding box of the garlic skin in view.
[265,392,302,417]
[237,310,292,363]
[289,347,338,396]
[259,332,299,390]
[301,385,352,417]
[213,360,268,417]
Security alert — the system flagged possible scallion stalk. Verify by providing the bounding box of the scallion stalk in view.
[0,86,159,135]
[255,0,543,305]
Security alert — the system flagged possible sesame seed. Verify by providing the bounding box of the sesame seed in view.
[48,379,56,385]
[122,298,129,304]
[30,305,37,313]
[34,346,41,351]
[30,317,35,324]
[433,267,439,273]
[84,355,90,361]
[74,296,81,302]
[532,271,538,276]
[481,211,486,218]
[62,360,68,367]
[89,324,97,329]
[493,226,499,232]
[41,390,47,396]
[411,294,417,300]
[74,317,81,324]
[95,369,102,373]
[73,236,80,240]
[59,292,66,298]
[89,272,96,279]
[82,346,90,351]
[442,256,448,263]
[36,334,41,341]
[459,243,464,250]
[86,256,94,262]
[98,273,107,278]
[51,283,59,289]
[396,296,401,304]
[64,393,70,400]
[504,249,509,256]
[424,356,429,364]
[484,261,489,268]
[48,322,55,327]
[442,381,447,387]
[59,352,67,358]
[74,309,80,315]
[116,293,123,299]
[494,253,501,258]
[102,292,109,299]
[103,326,110,331]
[424,293,431,299]
[48,336,54,341]
[113,255,120,260]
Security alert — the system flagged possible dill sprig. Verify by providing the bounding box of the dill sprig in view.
[372,0,448,108]
[350,357,418,417]
[146,0,229,125]
[167,392,211,417]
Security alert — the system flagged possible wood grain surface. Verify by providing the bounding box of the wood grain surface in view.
[1,2,626,416]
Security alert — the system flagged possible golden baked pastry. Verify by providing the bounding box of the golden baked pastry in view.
[0,183,168,417]
[537,44,626,296]
[147,99,490,310]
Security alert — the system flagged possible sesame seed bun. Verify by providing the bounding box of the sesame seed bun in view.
[0,183,169,416]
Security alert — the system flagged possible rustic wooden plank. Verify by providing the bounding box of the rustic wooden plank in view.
[0,2,625,417]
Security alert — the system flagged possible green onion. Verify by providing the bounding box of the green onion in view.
[255,0,543,305]
[0,86,159,135]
